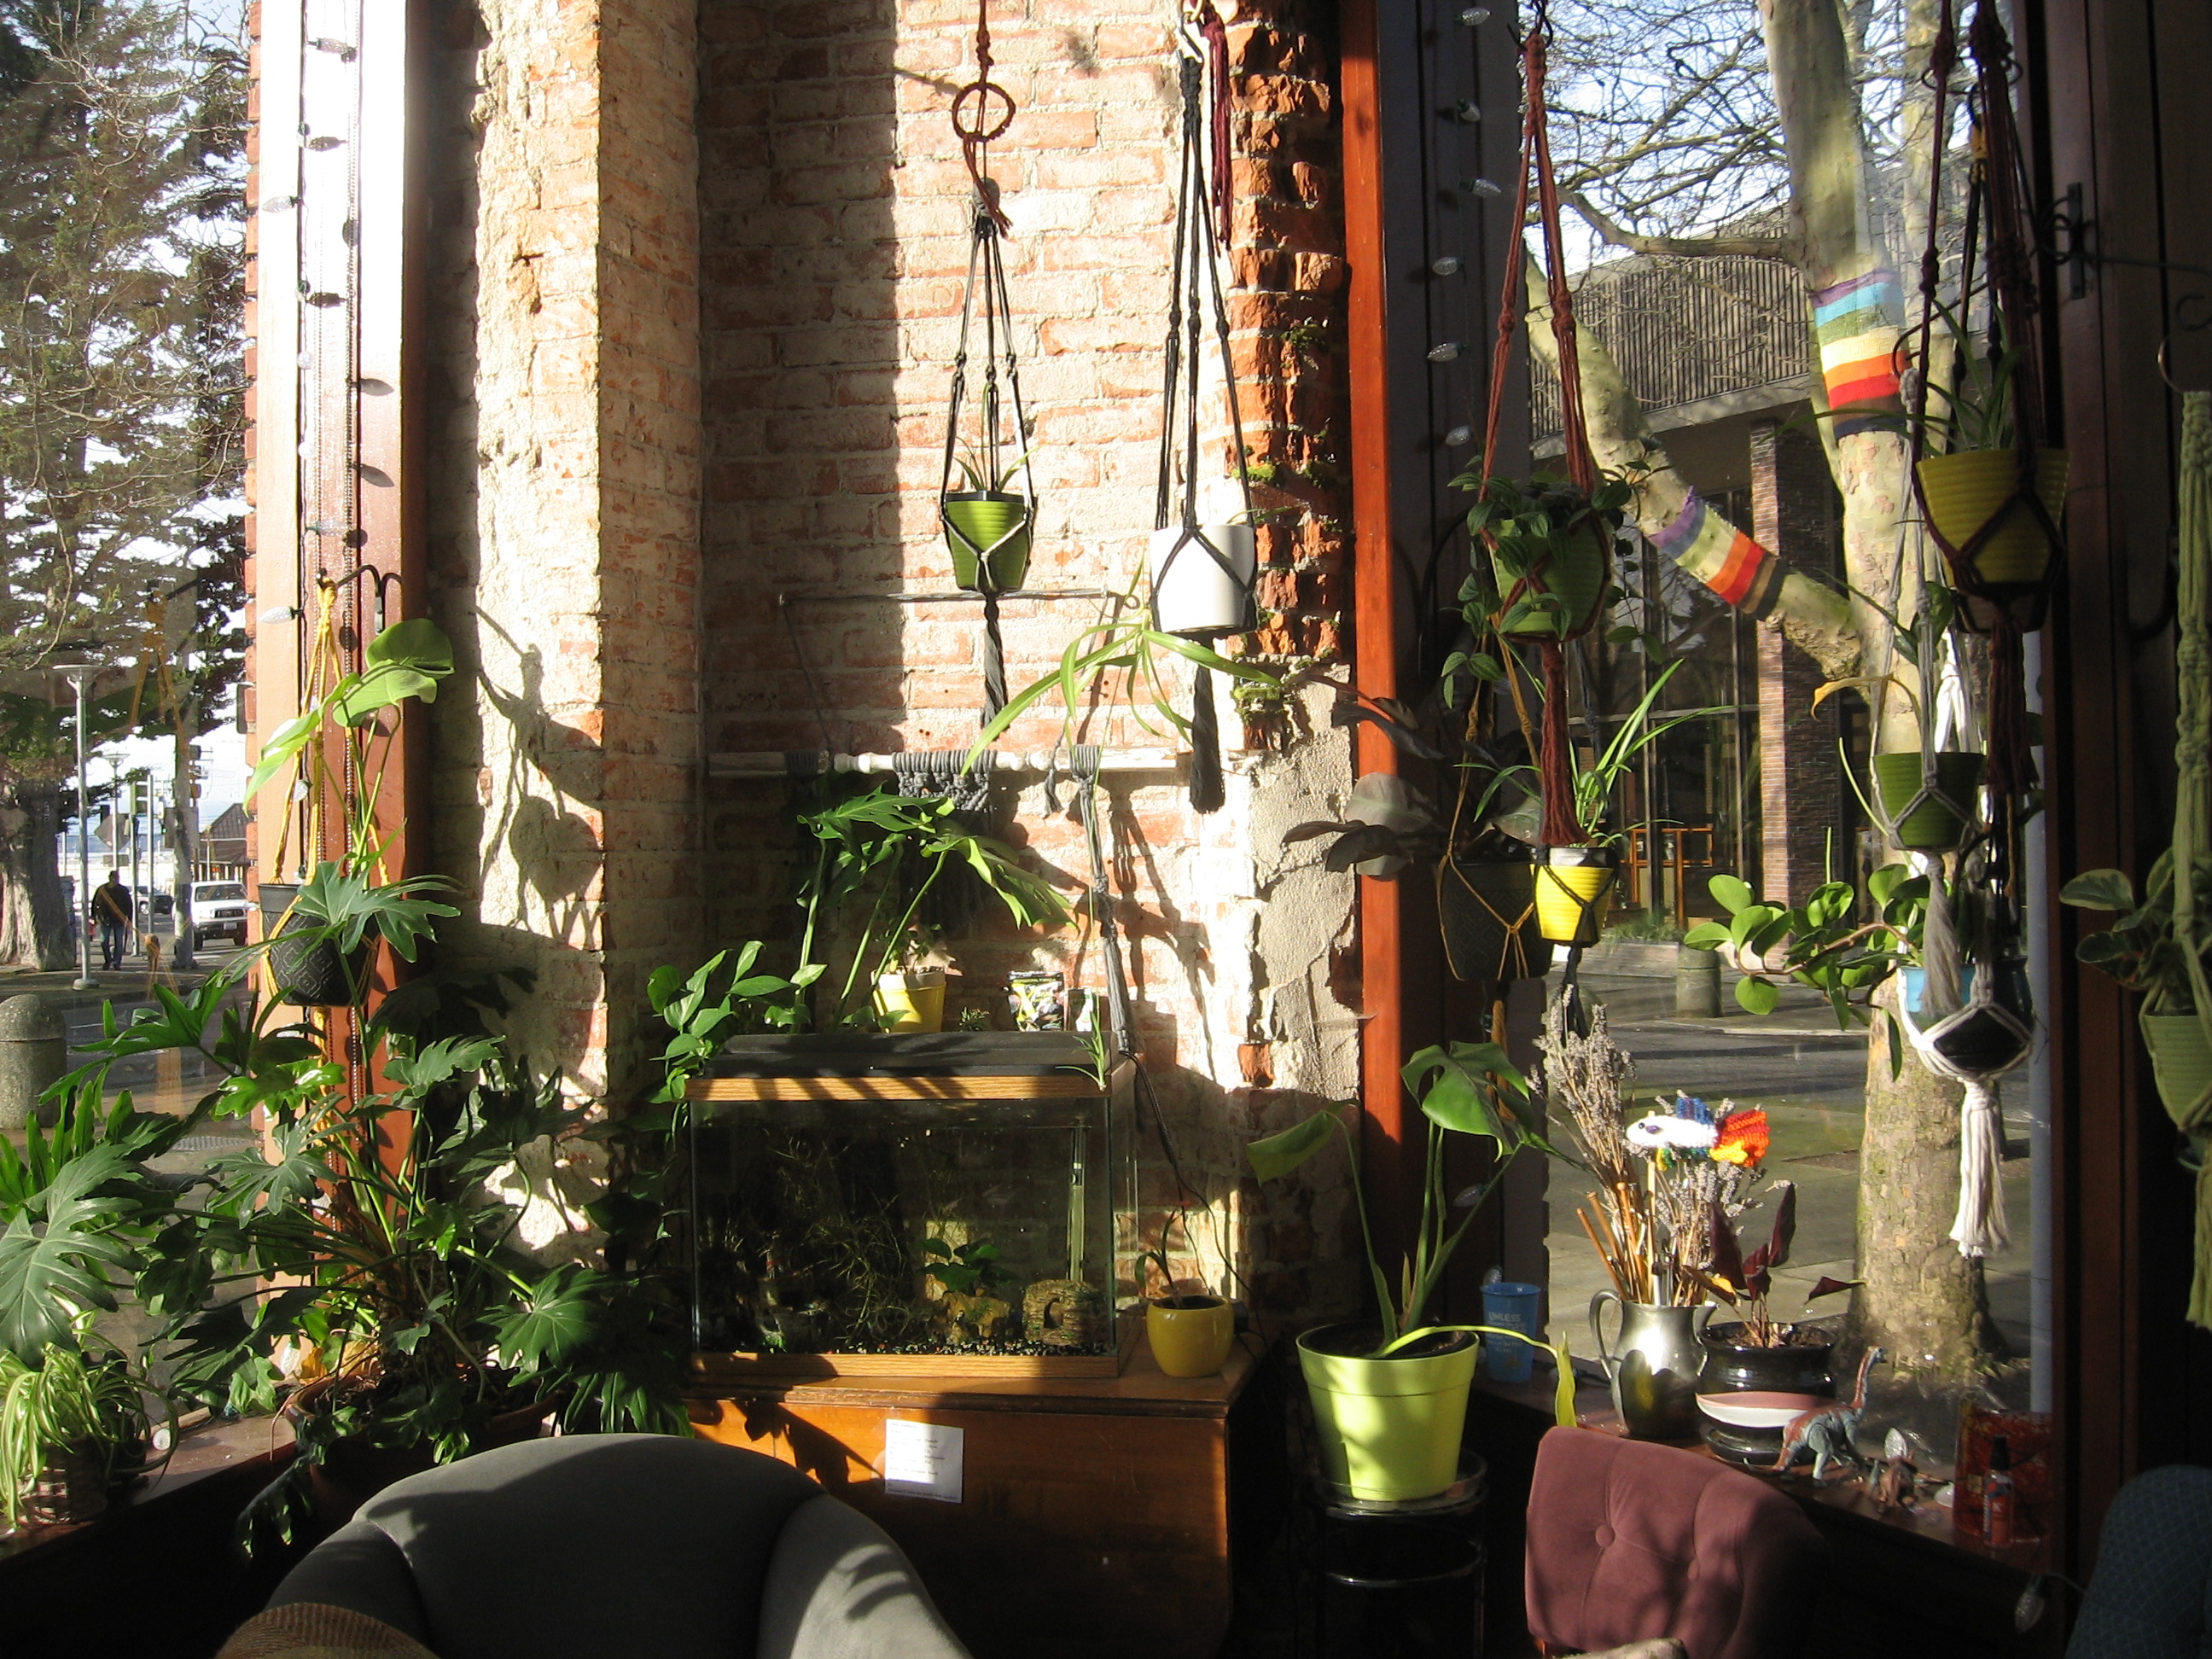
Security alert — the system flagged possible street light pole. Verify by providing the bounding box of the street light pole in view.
[66,666,95,990]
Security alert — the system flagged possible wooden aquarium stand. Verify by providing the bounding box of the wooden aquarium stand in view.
[690,1333,1259,1659]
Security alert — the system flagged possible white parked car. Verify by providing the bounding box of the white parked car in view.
[190,881,251,949]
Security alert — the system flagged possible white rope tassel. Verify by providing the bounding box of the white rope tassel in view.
[1949,1076,2011,1258]
[1917,853,1963,1020]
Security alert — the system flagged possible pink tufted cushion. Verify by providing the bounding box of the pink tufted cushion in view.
[1524,1428,1828,1659]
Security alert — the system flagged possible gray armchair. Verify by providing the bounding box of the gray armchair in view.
[265,1433,970,1659]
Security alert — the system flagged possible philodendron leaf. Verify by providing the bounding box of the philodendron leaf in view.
[1248,1109,1345,1182]
[1736,975,1781,1016]
[332,619,457,725]
[2059,869,2139,912]
[1405,1041,1529,1148]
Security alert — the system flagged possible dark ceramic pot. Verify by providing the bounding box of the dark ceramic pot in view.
[1435,859,1553,981]
[1696,1322,1837,1465]
[266,916,375,1006]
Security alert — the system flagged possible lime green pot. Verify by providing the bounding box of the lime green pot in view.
[1872,751,1985,851]
[1148,1295,1235,1378]
[2142,1010,2212,1119]
[1297,1324,1478,1503]
[1917,449,2069,588]
[943,492,1033,593]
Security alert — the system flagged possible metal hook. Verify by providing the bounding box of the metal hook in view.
[2157,292,2212,395]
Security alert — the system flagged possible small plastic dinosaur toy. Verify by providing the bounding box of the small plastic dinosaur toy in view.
[1771,1345,1886,1481]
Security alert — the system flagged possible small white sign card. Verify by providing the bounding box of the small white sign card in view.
[881,1417,964,1503]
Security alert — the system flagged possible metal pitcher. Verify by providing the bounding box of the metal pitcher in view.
[1589,1292,1712,1441]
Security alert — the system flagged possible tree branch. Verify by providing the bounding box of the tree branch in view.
[1563,189,1802,264]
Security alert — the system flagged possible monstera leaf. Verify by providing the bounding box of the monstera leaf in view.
[0,1147,143,1360]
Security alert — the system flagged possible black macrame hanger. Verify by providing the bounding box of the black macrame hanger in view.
[941,0,1033,726]
[1153,10,1254,813]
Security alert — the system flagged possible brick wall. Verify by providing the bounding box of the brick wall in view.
[417,0,704,1105]
[695,0,1362,1317]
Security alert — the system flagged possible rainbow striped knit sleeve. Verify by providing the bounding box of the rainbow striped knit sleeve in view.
[1813,269,1905,439]
[1647,489,1779,615]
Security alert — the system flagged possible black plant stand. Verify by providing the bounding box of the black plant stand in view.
[1297,1456,1488,1658]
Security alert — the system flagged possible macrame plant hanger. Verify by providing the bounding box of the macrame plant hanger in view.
[940,1,1034,726]
[1891,0,2054,1256]
[1152,5,1254,815]
[1476,2,1611,857]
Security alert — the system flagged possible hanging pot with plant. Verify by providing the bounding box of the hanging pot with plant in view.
[1871,749,1987,852]
[943,444,1035,597]
[1149,522,1254,638]
[1535,846,1616,946]
[1918,447,2069,589]
[1436,856,1552,981]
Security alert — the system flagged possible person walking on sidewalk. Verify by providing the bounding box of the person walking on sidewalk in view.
[92,870,132,972]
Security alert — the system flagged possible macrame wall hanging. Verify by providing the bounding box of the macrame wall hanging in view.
[1475,3,1612,854]
[939,0,1036,726]
[1149,4,1255,815]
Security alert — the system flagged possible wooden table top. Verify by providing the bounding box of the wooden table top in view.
[691,1328,1261,1420]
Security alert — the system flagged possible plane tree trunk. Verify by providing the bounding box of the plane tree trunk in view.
[0,779,73,969]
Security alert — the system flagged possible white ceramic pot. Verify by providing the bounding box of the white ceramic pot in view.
[1148,524,1255,637]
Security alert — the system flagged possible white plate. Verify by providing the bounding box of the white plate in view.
[1695,1390,1831,1429]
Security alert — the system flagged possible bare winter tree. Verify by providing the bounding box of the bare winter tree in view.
[1529,0,2006,1380]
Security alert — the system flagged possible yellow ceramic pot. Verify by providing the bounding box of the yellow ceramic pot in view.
[1916,449,2069,587]
[1534,850,1616,946]
[1148,1296,1235,1378]
[873,969,946,1033]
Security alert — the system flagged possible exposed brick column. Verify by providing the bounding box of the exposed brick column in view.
[1751,416,1841,905]
[418,0,703,1104]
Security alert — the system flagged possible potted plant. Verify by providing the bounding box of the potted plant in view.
[2063,858,2212,1116]
[245,614,458,1004]
[61,929,692,1548]
[1909,306,2069,590]
[794,786,1067,1031]
[1458,470,1623,644]
[873,927,948,1033]
[1532,659,1721,946]
[0,1088,191,1529]
[1137,1247,1235,1380]
[1148,519,1257,637]
[1247,1041,1575,1502]
[943,442,1035,596]
[1686,864,1929,1023]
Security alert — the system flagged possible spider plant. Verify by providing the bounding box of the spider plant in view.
[0,1340,164,1529]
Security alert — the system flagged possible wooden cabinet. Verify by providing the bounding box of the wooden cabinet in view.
[691,1336,1256,1659]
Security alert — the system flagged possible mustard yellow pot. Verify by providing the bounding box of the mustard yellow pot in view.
[1148,1295,1235,1378]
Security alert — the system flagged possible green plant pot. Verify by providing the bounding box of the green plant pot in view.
[2142,1011,2212,1120]
[1297,1324,1478,1503]
[942,492,1033,594]
[1494,521,1609,640]
[1872,752,1985,851]
[1435,859,1552,981]
[1917,449,2069,588]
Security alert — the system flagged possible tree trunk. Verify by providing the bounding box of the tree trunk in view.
[0,782,74,969]
[1852,984,2008,1377]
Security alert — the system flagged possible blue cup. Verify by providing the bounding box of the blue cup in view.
[1481,1281,1544,1383]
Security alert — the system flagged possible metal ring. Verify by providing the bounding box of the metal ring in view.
[950,79,1016,145]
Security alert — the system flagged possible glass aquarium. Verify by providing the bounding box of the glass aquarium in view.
[684,1033,1137,1373]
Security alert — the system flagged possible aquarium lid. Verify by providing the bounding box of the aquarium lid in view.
[708,1032,1099,1078]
